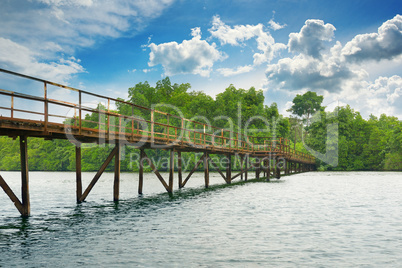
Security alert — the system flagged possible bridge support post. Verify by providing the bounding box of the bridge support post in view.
[177,151,183,189]
[275,157,281,179]
[76,145,82,202]
[204,152,209,188]
[265,157,270,179]
[113,144,121,201]
[240,154,244,181]
[20,136,30,217]
[267,157,271,181]
[169,149,174,193]
[138,149,144,194]
[255,157,260,180]
[226,154,231,184]
[285,160,289,175]
[245,154,248,181]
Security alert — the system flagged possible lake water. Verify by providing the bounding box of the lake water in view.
[1,171,401,267]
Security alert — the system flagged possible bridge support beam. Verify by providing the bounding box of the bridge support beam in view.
[240,154,244,181]
[113,144,121,201]
[275,157,281,179]
[204,152,209,188]
[226,154,231,184]
[79,146,119,202]
[138,149,144,194]
[177,151,182,189]
[20,136,30,217]
[180,153,204,188]
[0,136,31,217]
[76,145,82,202]
[169,150,174,193]
[245,154,248,181]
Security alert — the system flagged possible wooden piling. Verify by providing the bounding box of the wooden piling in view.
[169,150,174,193]
[204,152,209,188]
[113,144,120,201]
[226,154,231,184]
[245,154,248,181]
[138,149,144,194]
[76,145,82,202]
[240,154,244,181]
[178,151,183,189]
[20,136,30,217]
[256,158,260,180]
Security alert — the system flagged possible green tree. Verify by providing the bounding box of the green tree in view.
[288,91,324,127]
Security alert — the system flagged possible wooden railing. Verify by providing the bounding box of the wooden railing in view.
[0,68,315,163]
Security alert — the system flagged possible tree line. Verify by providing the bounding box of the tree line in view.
[0,78,401,171]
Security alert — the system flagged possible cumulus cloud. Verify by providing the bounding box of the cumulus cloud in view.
[342,14,402,63]
[148,28,225,77]
[0,0,174,82]
[265,16,402,95]
[209,15,286,65]
[288,19,336,59]
[268,19,286,31]
[0,37,84,83]
[367,75,402,104]
[265,41,364,92]
[209,15,261,45]
[217,65,253,77]
[265,15,402,118]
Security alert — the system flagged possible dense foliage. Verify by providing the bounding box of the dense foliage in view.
[302,105,402,171]
[0,78,288,172]
[0,78,401,171]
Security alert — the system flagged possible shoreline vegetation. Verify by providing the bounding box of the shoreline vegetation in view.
[1,78,401,172]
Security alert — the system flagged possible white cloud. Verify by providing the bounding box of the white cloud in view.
[217,65,253,77]
[288,19,336,59]
[0,37,84,83]
[37,0,94,7]
[265,41,363,93]
[209,15,286,65]
[142,68,156,73]
[268,19,286,31]
[265,15,402,119]
[342,14,402,63]
[209,15,261,46]
[367,75,402,104]
[0,0,174,82]
[148,29,225,77]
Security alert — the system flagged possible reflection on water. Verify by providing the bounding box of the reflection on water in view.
[1,171,402,267]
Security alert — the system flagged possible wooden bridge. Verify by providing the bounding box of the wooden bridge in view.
[0,68,315,217]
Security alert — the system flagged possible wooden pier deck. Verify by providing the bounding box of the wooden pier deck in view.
[0,68,315,217]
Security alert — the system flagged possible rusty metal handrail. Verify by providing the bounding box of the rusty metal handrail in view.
[0,68,315,163]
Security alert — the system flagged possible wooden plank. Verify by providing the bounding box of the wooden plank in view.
[20,136,30,217]
[0,174,24,215]
[79,146,118,202]
[114,144,121,201]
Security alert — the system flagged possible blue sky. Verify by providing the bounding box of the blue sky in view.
[0,0,401,118]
